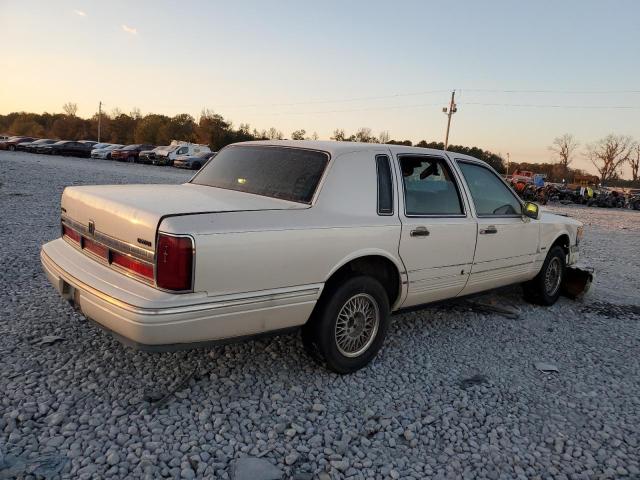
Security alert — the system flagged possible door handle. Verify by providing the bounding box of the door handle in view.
[479,225,498,235]
[410,227,430,237]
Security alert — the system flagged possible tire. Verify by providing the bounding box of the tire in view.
[634,200,640,211]
[301,276,390,374]
[523,245,566,306]
[192,162,201,170]
[8,145,15,151]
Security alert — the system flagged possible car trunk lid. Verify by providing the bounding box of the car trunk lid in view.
[61,183,305,249]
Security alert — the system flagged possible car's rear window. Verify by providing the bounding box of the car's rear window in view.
[191,145,329,204]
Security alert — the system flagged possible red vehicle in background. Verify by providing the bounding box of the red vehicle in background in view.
[110,144,155,162]
[0,136,36,151]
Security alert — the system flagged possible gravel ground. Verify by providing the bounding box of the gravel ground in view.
[1,151,639,480]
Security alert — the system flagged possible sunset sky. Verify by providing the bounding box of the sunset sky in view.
[1,0,639,175]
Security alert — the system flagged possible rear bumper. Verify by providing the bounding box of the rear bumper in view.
[40,238,318,349]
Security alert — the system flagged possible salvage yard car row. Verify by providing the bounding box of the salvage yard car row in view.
[0,135,215,170]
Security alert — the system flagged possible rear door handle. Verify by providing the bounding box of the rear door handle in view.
[410,227,430,237]
[479,225,498,235]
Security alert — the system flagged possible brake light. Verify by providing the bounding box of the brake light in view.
[62,224,81,243]
[111,251,154,280]
[156,233,193,291]
[82,237,108,260]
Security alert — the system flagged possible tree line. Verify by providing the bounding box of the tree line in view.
[0,107,287,152]
[1,105,637,186]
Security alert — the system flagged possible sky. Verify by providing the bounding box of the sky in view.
[1,0,639,176]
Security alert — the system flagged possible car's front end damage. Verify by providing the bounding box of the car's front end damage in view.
[541,214,594,299]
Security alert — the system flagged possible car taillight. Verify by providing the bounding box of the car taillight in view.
[111,251,154,280]
[82,236,108,260]
[62,224,81,243]
[156,233,193,291]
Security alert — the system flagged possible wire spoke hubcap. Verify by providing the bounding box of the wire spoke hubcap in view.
[335,293,380,358]
[545,257,562,296]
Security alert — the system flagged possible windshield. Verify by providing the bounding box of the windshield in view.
[122,145,139,150]
[52,141,68,145]
[155,145,178,152]
[191,145,329,204]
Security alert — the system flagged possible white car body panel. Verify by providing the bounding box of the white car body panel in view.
[42,140,582,348]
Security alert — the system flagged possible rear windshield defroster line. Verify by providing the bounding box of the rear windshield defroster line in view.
[191,145,329,204]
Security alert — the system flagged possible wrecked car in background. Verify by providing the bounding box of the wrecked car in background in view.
[41,141,590,373]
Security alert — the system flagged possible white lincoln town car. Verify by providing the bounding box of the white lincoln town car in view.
[41,141,583,373]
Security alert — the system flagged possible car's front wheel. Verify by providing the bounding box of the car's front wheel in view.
[302,276,390,374]
[8,145,16,151]
[523,245,566,305]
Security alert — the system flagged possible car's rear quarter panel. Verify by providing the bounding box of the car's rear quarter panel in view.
[159,149,404,298]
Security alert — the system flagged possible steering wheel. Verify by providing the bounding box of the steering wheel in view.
[493,204,516,215]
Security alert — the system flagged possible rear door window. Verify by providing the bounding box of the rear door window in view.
[399,155,464,216]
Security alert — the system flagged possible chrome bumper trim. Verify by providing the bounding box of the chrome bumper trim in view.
[42,249,321,317]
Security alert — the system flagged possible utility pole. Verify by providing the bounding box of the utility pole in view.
[443,90,457,150]
[98,101,102,143]
[506,152,510,176]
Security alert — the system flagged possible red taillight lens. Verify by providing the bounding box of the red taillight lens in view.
[156,234,193,291]
[111,251,154,280]
[82,237,108,260]
[62,224,81,243]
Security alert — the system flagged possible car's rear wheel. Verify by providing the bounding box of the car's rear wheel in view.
[302,276,390,374]
[8,145,15,151]
[523,245,566,305]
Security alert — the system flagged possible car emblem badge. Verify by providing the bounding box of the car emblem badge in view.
[88,220,95,236]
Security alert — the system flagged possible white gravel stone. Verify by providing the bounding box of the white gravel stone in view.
[1,151,639,479]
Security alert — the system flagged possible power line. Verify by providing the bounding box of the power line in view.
[462,102,640,109]
[462,88,640,94]
[214,88,640,110]
[233,101,640,117]
[246,102,444,116]
[216,89,450,109]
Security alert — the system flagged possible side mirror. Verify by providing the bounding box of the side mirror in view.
[523,201,539,220]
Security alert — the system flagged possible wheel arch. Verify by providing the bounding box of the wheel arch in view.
[550,232,571,256]
[321,250,405,311]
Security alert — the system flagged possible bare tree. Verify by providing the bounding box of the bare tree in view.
[378,130,390,144]
[549,133,578,179]
[331,129,346,141]
[585,134,634,183]
[266,127,283,140]
[311,131,319,140]
[291,129,306,140]
[130,107,142,119]
[62,102,78,117]
[629,143,640,182]
[355,127,373,143]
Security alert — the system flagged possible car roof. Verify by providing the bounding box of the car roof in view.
[234,139,486,165]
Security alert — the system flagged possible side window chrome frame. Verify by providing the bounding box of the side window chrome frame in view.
[376,154,394,216]
[397,154,467,218]
[455,159,524,218]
